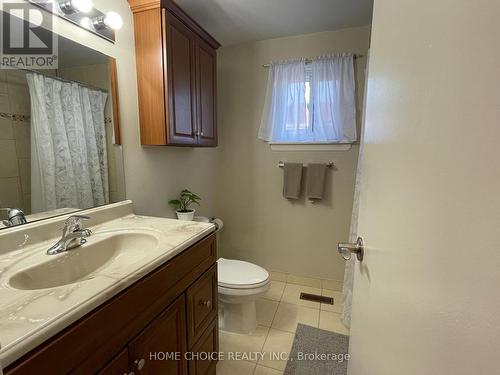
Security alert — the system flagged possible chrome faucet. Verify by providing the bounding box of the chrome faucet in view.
[1,208,27,227]
[47,215,92,255]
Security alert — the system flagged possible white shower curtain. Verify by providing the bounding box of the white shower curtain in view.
[26,73,109,213]
[341,51,369,328]
[341,139,364,328]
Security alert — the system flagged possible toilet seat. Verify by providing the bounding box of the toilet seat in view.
[217,258,270,289]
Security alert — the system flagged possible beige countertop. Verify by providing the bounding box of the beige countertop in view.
[0,206,215,368]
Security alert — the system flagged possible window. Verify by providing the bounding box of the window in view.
[258,55,357,145]
[283,66,312,137]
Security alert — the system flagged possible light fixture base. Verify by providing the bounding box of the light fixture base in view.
[29,0,116,43]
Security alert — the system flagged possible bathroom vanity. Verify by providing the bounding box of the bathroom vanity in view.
[0,202,218,375]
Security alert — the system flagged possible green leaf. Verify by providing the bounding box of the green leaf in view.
[170,189,201,211]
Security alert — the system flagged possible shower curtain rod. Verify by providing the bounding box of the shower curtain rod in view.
[0,64,109,93]
[262,53,364,68]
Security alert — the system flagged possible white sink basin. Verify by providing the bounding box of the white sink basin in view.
[9,232,159,290]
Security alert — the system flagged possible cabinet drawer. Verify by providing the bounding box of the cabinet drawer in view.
[97,348,129,375]
[188,319,218,375]
[186,265,218,347]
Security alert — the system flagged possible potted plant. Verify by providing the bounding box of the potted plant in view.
[168,189,201,221]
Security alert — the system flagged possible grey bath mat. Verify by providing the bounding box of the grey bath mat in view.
[284,324,350,375]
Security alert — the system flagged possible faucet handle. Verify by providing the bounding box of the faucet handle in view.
[64,215,90,233]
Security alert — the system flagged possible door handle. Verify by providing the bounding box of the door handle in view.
[338,237,364,261]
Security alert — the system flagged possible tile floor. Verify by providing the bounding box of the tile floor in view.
[216,273,348,374]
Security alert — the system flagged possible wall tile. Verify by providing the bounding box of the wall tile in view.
[0,71,8,93]
[13,122,30,159]
[286,274,322,288]
[18,158,30,194]
[322,279,344,291]
[0,93,10,111]
[0,140,20,177]
[23,194,31,214]
[0,177,22,207]
[7,85,30,116]
[0,118,14,140]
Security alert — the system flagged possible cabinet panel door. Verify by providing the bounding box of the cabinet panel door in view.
[97,348,130,375]
[188,319,218,375]
[187,265,218,347]
[128,296,187,375]
[133,8,167,145]
[164,11,197,145]
[196,39,217,147]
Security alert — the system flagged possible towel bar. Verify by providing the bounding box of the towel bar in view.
[277,161,335,168]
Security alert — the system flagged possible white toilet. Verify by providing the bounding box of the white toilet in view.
[217,257,270,334]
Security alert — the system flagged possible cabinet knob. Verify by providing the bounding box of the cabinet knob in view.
[200,132,204,136]
[200,299,211,308]
[134,358,145,370]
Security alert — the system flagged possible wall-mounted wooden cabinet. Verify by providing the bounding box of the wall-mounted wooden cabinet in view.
[130,0,220,147]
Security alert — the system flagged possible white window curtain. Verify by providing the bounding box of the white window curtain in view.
[26,73,109,213]
[258,59,309,142]
[258,54,357,143]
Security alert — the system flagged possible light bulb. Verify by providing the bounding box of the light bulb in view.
[80,16,93,29]
[71,0,93,13]
[104,11,123,30]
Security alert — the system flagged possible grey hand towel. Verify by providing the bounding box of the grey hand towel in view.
[283,163,303,199]
[306,163,328,201]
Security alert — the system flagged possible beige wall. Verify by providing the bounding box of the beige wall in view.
[8,1,220,219]
[45,1,369,281]
[96,6,221,220]
[216,26,370,280]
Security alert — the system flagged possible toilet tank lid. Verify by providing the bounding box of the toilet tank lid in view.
[217,258,269,287]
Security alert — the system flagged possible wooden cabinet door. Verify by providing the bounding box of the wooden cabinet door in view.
[164,11,197,145]
[132,7,167,145]
[97,348,130,375]
[188,319,218,375]
[195,38,217,147]
[128,296,187,375]
[186,265,218,347]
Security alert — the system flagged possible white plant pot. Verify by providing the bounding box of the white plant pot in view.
[176,210,195,221]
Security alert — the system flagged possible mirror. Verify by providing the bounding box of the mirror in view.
[0,32,125,229]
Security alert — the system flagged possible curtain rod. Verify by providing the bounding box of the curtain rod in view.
[0,64,108,93]
[262,54,363,68]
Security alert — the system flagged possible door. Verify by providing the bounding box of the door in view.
[195,38,217,147]
[186,265,218,346]
[188,320,218,375]
[164,11,197,145]
[128,296,187,375]
[348,1,500,374]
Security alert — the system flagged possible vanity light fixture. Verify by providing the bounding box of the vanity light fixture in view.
[29,0,120,42]
[58,0,93,14]
[103,11,123,30]
[92,11,123,31]
[79,16,93,30]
